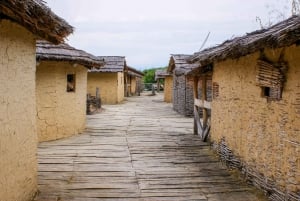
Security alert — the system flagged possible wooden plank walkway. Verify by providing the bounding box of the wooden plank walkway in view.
[35,93,266,201]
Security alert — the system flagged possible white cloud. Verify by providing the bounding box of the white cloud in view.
[46,0,292,70]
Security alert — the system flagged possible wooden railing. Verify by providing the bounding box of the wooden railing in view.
[193,76,211,141]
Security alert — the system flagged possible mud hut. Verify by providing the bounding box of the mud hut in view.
[87,56,126,104]
[188,16,300,201]
[155,69,173,103]
[167,54,198,116]
[125,66,144,97]
[36,41,104,142]
[0,0,73,200]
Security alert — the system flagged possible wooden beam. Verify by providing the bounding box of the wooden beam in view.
[193,77,199,99]
[194,104,203,136]
[194,99,211,110]
[202,76,208,129]
[193,77,199,135]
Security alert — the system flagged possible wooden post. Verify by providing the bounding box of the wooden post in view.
[152,84,156,95]
[96,87,99,99]
[157,79,160,92]
[86,94,91,114]
[193,77,199,135]
[202,76,208,127]
[125,72,128,97]
[96,87,101,109]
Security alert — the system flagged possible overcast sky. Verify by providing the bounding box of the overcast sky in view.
[46,0,291,70]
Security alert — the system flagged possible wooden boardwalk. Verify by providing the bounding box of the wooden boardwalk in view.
[36,93,266,201]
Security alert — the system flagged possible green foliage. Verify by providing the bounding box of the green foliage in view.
[143,69,156,83]
[142,67,166,83]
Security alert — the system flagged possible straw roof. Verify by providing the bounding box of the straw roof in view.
[167,54,199,76]
[127,66,144,78]
[155,69,171,81]
[188,15,300,72]
[36,40,104,69]
[0,0,73,44]
[89,56,126,73]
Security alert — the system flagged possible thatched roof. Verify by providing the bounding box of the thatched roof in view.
[0,0,73,44]
[126,66,144,77]
[167,54,198,76]
[155,70,171,80]
[188,15,300,73]
[89,56,126,73]
[36,40,104,69]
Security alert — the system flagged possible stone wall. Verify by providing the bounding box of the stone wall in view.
[164,76,173,103]
[36,61,87,142]
[0,20,37,201]
[173,74,194,116]
[87,72,118,104]
[173,74,185,115]
[185,76,194,117]
[211,45,300,200]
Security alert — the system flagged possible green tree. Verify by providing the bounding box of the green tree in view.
[143,69,156,83]
[142,67,167,84]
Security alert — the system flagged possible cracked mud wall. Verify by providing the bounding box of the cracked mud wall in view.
[36,62,87,142]
[117,72,125,103]
[130,76,137,95]
[164,76,173,103]
[211,45,300,195]
[0,20,37,201]
[87,72,124,104]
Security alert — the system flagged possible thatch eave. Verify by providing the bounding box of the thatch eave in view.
[36,41,104,69]
[168,54,199,76]
[0,0,73,44]
[89,56,127,73]
[189,15,300,69]
[155,70,171,80]
[126,66,144,77]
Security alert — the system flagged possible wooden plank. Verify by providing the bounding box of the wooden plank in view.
[194,99,211,109]
[35,94,266,201]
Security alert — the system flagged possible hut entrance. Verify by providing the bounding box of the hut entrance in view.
[193,75,212,141]
[87,87,101,114]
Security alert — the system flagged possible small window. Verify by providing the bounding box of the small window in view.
[67,74,76,92]
[261,86,282,101]
[262,87,270,97]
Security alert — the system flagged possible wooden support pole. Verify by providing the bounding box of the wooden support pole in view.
[193,76,199,135]
[125,72,128,97]
[157,79,160,92]
[202,76,208,128]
